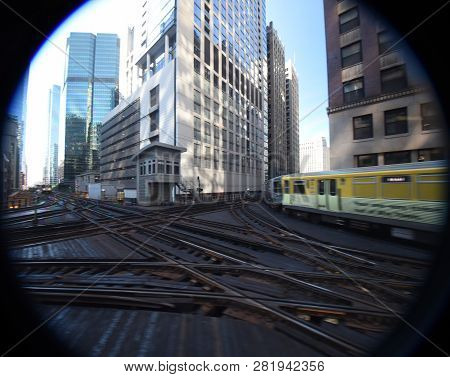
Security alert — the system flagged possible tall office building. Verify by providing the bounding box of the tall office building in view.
[299,137,330,173]
[285,59,299,174]
[63,32,120,185]
[1,116,19,204]
[324,0,446,169]
[266,21,286,178]
[267,23,300,178]
[102,0,267,204]
[8,68,29,189]
[44,85,61,186]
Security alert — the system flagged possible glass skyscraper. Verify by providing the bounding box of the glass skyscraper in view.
[44,85,61,186]
[63,32,119,185]
[8,68,29,189]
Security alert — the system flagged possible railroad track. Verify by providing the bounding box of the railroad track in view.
[5,192,431,356]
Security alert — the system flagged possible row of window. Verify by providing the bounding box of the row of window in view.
[339,6,398,61]
[193,115,263,155]
[353,103,442,140]
[289,173,445,201]
[193,51,263,110]
[139,160,180,176]
[343,64,407,104]
[356,148,446,167]
[193,143,263,173]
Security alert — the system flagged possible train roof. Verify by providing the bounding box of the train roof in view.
[269,160,447,181]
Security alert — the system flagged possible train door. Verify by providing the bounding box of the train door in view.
[317,180,326,209]
[317,179,339,211]
[327,179,339,211]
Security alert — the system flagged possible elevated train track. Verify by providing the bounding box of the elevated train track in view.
[3,192,432,356]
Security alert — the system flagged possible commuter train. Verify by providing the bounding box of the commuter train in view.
[265,160,447,241]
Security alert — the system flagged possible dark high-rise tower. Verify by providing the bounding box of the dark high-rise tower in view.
[63,32,119,185]
[266,22,286,178]
[285,60,299,174]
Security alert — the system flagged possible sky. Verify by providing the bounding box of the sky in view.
[20,0,329,186]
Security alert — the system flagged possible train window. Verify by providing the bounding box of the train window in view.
[293,180,306,194]
[330,180,337,196]
[273,180,281,193]
[318,180,325,195]
[417,174,447,201]
[283,181,290,194]
[353,176,377,198]
[381,175,411,199]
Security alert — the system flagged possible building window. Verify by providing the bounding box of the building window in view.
[356,154,378,167]
[213,101,220,122]
[204,95,211,119]
[204,146,211,168]
[353,114,373,140]
[222,129,227,148]
[194,58,201,74]
[204,67,210,82]
[194,89,201,114]
[418,148,446,162]
[194,144,201,167]
[384,151,411,165]
[204,36,210,65]
[150,110,159,132]
[221,54,227,79]
[381,65,407,93]
[174,161,180,175]
[204,121,211,144]
[157,160,165,173]
[378,30,398,54]
[385,107,408,136]
[213,46,219,73]
[421,102,442,131]
[222,151,227,170]
[214,149,219,170]
[166,161,172,174]
[229,61,234,86]
[214,125,219,146]
[194,116,201,141]
[194,0,201,27]
[341,41,362,68]
[339,7,359,34]
[228,131,234,151]
[343,78,364,103]
[194,28,201,57]
[150,86,159,107]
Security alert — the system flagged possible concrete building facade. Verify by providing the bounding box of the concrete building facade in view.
[299,137,330,173]
[324,0,446,169]
[102,0,268,204]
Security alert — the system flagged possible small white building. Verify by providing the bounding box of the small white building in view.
[299,137,330,173]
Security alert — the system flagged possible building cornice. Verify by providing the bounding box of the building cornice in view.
[327,87,428,115]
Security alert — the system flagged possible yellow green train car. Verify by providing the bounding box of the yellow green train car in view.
[281,160,447,241]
